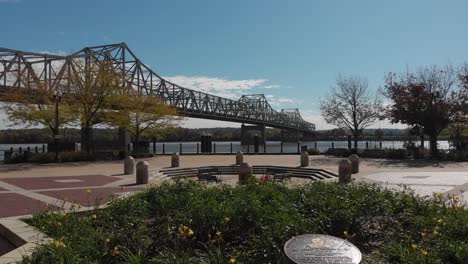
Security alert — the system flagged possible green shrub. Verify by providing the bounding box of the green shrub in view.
[23,180,467,263]
[22,152,95,163]
[307,148,321,155]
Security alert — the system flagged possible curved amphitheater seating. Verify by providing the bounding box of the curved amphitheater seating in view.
[158,165,337,181]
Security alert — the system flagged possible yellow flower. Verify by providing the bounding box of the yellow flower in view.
[228,257,236,264]
[57,222,62,226]
[343,230,349,238]
[411,244,417,250]
[448,194,455,200]
[216,231,222,237]
[433,230,439,236]
[111,246,120,256]
[420,250,428,257]
[178,225,194,239]
[54,240,66,249]
[437,218,443,225]
[105,238,110,244]
[432,192,442,198]
[224,217,231,223]
[421,232,426,237]
[187,229,194,237]
[91,214,97,219]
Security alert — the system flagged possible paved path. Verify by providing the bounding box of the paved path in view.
[363,171,468,204]
[0,155,466,218]
[0,173,146,218]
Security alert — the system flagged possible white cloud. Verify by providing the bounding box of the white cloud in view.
[163,75,305,110]
[35,50,67,56]
[163,75,268,100]
[264,94,301,107]
[180,117,239,129]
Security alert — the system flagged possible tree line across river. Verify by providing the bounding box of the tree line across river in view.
[0,127,454,145]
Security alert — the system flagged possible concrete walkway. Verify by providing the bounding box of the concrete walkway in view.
[0,155,466,218]
[0,172,147,218]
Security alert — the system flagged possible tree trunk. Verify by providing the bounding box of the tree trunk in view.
[134,134,140,153]
[353,133,358,151]
[420,134,424,149]
[429,133,438,158]
[81,121,92,157]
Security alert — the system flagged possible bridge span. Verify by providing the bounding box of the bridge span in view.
[0,43,315,144]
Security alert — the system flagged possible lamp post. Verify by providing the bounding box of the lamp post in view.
[53,92,62,162]
[430,89,440,157]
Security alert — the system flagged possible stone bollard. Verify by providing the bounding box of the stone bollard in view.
[124,156,135,175]
[300,151,309,167]
[171,152,180,168]
[349,154,360,174]
[136,161,149,184]
[238,162,253,184]
[236,151,243,165]
[338,159,352,183]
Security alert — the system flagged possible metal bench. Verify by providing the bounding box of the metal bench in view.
[265,168,291,181]
[197,167,222,183]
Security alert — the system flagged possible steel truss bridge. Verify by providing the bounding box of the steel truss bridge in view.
[0,43,315,133]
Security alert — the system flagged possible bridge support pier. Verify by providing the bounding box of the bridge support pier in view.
[118,127,131,155]
[240,124,266,146]
[80,127,93,154]
[281,129,303,142]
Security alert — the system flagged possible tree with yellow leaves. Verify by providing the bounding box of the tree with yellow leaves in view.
[104,88,179,152]
[66,60,124,155]
[0,79,75,141]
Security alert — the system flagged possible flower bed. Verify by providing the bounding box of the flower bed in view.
[22,179,467,263]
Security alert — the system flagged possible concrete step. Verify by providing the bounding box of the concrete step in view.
[158,165,337,182]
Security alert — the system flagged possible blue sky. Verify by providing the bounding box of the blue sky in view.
[1,0,468,129]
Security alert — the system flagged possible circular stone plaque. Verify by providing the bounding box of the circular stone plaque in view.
[283,234,361,264]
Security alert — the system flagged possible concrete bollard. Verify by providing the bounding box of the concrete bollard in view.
[238,162,253,184]
[124,156,135,175]
[349,154,360,174]
[300,151,309,167]
[136,161,149,184]
[236,151,244,165]
[171,152,180,168]
[338,159,352,183]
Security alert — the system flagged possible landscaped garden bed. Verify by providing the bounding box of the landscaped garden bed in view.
[21,179,467,263]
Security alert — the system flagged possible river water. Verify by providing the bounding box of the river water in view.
[0,140,451,162]
[150,140,450,154]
